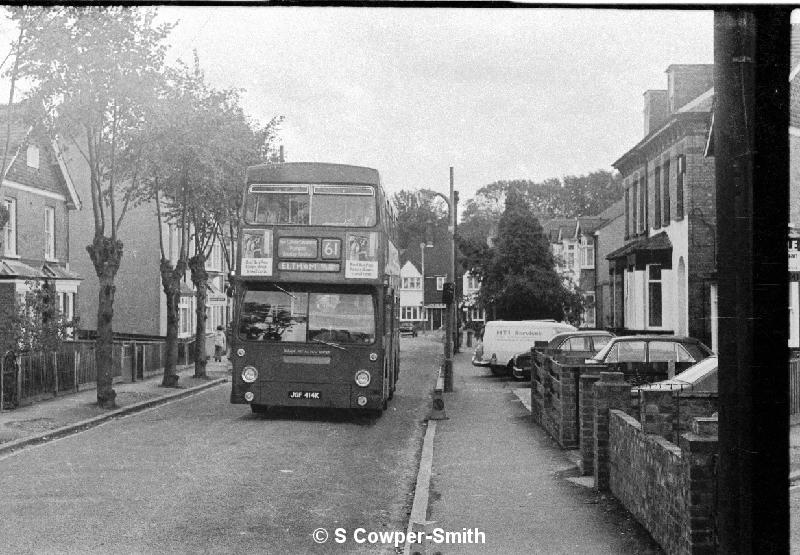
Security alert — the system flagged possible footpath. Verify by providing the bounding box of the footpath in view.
[417,350,664,555]
[0,360,229,458]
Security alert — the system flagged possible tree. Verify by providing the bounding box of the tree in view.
[391,189,447,250]
[477,188,583,321]
[15,6,173,408]
[139,55,278,380]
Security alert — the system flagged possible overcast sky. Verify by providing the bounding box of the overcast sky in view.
[5,7,717,203]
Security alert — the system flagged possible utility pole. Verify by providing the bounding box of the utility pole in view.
[715,9,789,552]
[443,167,455,392]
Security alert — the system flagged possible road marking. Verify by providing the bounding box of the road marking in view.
[404,419,437,555]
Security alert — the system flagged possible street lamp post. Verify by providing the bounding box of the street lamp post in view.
[426,168,457,392]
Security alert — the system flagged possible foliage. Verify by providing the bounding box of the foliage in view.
[0,280,74,354]
[475,188,584,321]
[459,169,622,242]
[391,188,448,250]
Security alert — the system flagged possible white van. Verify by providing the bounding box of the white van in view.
[472,320,577,375]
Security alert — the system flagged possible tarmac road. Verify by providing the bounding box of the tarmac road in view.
[0,336,440,555]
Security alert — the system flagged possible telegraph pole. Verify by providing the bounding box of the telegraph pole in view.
[443,167,455,392]
[715,9,789,552]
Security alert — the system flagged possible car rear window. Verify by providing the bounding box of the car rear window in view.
[564,337,592,351]
[592,335,611,351]
[609,340,646,363]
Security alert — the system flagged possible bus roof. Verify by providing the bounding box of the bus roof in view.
[247,162,380,186]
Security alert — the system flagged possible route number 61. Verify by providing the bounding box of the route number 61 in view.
[321,239,341,259]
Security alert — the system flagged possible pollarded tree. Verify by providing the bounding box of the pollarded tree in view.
[479,188,583,321]
[15,6,173,408]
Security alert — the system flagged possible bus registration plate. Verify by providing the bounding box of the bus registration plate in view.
[288,391,321,400]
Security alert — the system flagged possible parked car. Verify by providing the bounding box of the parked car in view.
[399,322,418,337]
[636,355,718,393]
[511,330,614,380]
[472,320,577,376]
[584,335,715,386]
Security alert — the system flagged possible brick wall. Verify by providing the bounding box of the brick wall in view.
[3,188,69,264]
[609,411,718,555]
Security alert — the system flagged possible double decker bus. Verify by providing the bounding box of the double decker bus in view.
[230,162,401,415]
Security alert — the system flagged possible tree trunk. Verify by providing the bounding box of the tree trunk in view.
[189,254,208,379]
[159,258,184,388]
[87,235,123,409]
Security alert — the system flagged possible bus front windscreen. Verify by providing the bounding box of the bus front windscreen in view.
[245,184,376,226]
[239,288,376,344]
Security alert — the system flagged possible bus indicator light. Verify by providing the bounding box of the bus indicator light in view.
[244,392,254,402]
[357,396,368,406]
[242,366,258,383]
[369,353,378,361]
[355,370,371,387]
[237,348,245,357]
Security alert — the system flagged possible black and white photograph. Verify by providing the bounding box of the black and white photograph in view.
[0,5,794,554]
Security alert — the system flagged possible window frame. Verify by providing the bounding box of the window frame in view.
[44,205,56,260]
[647,264,663,328]
[3,197,17,256]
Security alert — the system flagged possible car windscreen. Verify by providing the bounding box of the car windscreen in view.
[239,287,375,344]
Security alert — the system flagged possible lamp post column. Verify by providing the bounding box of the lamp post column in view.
[443,167,455,392]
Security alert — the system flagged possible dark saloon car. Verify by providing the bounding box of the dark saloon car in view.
[399,322,418,337]
[584,335,715,386]
[511,330,614,380]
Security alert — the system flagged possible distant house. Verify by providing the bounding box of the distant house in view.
[399,243,425,325]
[593,198,625,329]
[541,216,606,327]
[607,64,717,350]
[0,106,82,339]
[461,270,485,327]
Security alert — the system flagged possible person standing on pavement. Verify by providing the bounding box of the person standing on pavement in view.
[214,325,227,362]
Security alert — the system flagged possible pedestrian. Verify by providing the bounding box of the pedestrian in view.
[214,325,227,362]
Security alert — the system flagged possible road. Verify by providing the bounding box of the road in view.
[0,335,441,554]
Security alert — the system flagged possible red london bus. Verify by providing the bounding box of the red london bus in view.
[230,162,401,415]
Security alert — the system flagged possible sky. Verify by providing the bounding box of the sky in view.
[3,7,716,203]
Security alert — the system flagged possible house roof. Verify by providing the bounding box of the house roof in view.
[0,260,80,280]
[596,198,625,222]
[0,103,81,210]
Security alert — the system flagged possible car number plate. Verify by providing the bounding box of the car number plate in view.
[288,391,321,400]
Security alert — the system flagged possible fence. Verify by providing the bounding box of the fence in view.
[0,337,197,410]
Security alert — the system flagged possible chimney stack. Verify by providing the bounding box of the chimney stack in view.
[643,89,669,135]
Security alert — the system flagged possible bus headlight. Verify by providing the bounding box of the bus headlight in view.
[242,366,258,383]
[355,370,371,387]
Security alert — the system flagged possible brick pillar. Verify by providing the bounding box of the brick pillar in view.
[679,416,719,554]
[639,389,674,439]
[530,348,542,425]
[560,364,578,449]
[579,373,601,476]
[593,371,631,490]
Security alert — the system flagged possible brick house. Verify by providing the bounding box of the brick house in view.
[593,198,625,329]
[0,107,82,339]
[63,149,230,340]
[542,216,606,327]
[607,64,717,350]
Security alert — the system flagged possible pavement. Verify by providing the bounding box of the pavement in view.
[0,359,229,458]
[418,348,664,554]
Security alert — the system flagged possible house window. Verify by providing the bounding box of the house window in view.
[624,188,630,238]
[402,277,421,289]
[639,176,647,233]
[466,274,480,290]
[631,181,639,234]
[468,307,484,321]
[26,145,39,169]
[580,242,594,268]
[583,292,596,327]
[653,166,662,229]
[3,198,16,256]
[676,154,685,220]
[180,305,190,335]
[647,264,662,327]
[663,159,671,223]
[402,306,422,320]
[436,276,445,291]
[44,206,55,259]
[565,244,576,268]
